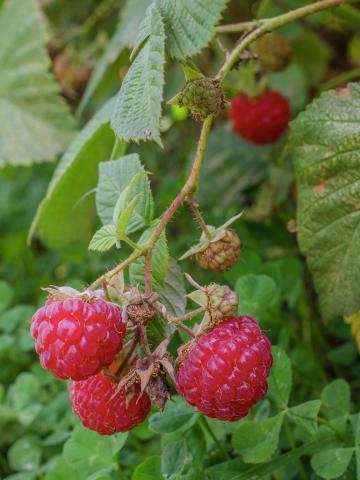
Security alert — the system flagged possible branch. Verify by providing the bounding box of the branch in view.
[216,0,350,33]
[88,0,351,292]
[187,195,212,240]
[216,0,350,79]
[88,117,213,291]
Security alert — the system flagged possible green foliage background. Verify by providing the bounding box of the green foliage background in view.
[1,0,360,479]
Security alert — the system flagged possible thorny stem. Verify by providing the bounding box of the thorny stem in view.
[89,0,351,293]
[102,280,111,301]
[172,307,207,324]
[152,302,196,338]
[88,117,213,291]
[216,0,350,34]
[187,195,212,240]
[216,0,350,80]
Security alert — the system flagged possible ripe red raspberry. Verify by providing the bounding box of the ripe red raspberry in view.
[31,297,125,381]
[70,372,151,435]
[176,316,272,421]
[230,90,291,145]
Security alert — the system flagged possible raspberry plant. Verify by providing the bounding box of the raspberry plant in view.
[1,0,360,479]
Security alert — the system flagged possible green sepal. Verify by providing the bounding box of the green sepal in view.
[179,212,243,260]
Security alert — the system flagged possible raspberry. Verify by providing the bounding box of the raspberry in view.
[205,284,238,323]
[31,296,126,381]
[179,78,225,121]
[70,372,151,435]
[255,33,293,72]
[176,316,272,421]
[195,229,240,272]
[230,90,291,145]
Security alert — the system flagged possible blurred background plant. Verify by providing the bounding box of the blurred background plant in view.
[1,0,360,479]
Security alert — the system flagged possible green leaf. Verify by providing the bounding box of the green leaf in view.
[149,396,197,433]
[63,425,127,477]
[0,0,75,165]
[0,305,34,333]
[288,399,321,435]
[235,274,281,320]
[268,346,292,409]
[157,0,229,60]
[129,227,169,286]
[111,5,165,145]
[30,99,115,248]
[132,456,162,480]
[5,474,37,480]
[8,436,41,472]
[212,437,338,480]
[311,448,354,479]
[185,422,207,465]
[261,257,304,308]
[153,258,186,317]
[44,457,78,480]
[96,155,153,235]
[161,439,186,479]
[293,30,333,86]
[78,0,152,113]
[232,413,284,464]
[116,194,142,238]
[89,224,117,252]
[291,82,360,320]
[0,281,14,312]
[146,314,168,350]
[321,380,351,419]
[6,373,40,412]
[198,123,272,209]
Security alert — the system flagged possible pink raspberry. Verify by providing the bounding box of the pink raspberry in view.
[176,316,273,421]
[70,372,151,435]
[31,297,125,381]
[230,90,291,145]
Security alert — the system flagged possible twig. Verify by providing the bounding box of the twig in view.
[152,303,197,338]
[88,117,213,291]
[88,0,351,292]
[216,0,350,34]
[216,0,350,80]
[138,324,152,355]
[187,195,212,240]
[172,307,207,323]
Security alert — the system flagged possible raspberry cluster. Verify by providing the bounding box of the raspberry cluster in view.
[30,292,151,435]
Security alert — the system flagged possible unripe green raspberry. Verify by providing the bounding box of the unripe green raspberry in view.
[205,284,238,322]
[179,78,225,121]
[255,33,293,72]
[195,229,241,272]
